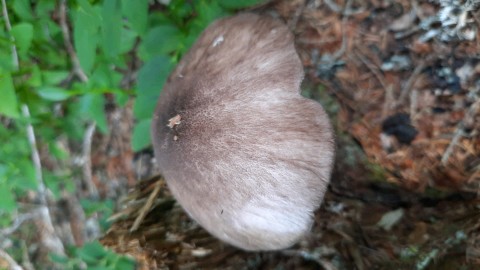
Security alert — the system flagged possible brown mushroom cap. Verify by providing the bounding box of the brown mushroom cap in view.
[151,13,335,251]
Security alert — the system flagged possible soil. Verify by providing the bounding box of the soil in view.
[99,0,480,269]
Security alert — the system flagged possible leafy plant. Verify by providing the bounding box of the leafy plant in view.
[0,0,263,268]
[50,240,135,270]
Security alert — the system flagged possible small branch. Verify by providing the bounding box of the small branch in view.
[332,0,353,60]
[397,60,426,105]
[0,249,23,270]
[354,50,388,91]
[2,0,65,256]
[23,106,65,255]
[288,0,307,31]
[83,122,98,198]
[21,106,49,206]
[324,0,364,16]
[441,98,480,165]
[0,213,38,236]
[130,181,162,232]
[59,0,98,200]
[59,0,88,83]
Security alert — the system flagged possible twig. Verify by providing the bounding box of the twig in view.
[130,181,162,232]
[332,0,353,60]
[23,105,65,255]
[289,0,307,31]
[441,98,480,164]
[0,249,23,270]
[0,213,38,236]
[353,50,388,91]
[21,106,50,205]
[82,122,99,198]
[2,0,65,255]
[20,241,34,270]
[59,0,88,83]
[324,0,365,15]
[59,0,98,200]
[397,60,426,105]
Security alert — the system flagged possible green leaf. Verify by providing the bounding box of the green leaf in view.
[49,141,69,161]
[119,28,138,54]
[139,25,184,60]
[121,0,148,35]
[13,0,34,21]
[73,1,100,74]
[188,1,227,37]
[79,93,108,133]
[10,160,38,191]
[27,65,42,87]
[101,0,122,58]
[134,56,173,119]
[78,241,108,263]
[0,182,16,213]
[0,50,15,71]
[219,0,263,9]
[168,0,194,25]
[114,257,135,270]
[35,1,56,18]
[49,253,69,265]
[132,118,151,151]
[11,23,34,56]
[42,70,69,85]
[37,86,73,101]
[0,72,19,118]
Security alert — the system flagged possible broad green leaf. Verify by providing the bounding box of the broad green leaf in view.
[37,86,73,101]
[114,257,136,270]
[90,64,122,88]
[219,0,263,9]
[33,19,62,44]
[42,70,69,85]
[73,2,100,74]
[35,1,56,18]
[0,72,19,118]
[10,159,37,191]
[79,93,108,133]
[0,50,15,71]
[168,0,194,25]
[134,56,173,119]
[49,141,69,161]
[101,0,122,58]
[119,28,138,54]
[132,118,151,151]
[0,182,16,213]
[11,23,33,56]
[77,0,101,24]
[139,25,184,60]
[78,241,108,262]
[13,0,34,21]
[121,0,148,35]
[49,253,69,265]
[188,1,227,37]
[115,90,129,107]
[27,65,42,87]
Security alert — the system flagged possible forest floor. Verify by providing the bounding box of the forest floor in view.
[98,0,480,269]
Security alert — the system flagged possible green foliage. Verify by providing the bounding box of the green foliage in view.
[50,241,135,270]
[0,72,20,118]
[0,0,263,268]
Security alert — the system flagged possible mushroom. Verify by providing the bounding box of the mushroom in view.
[151,13,335,251]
